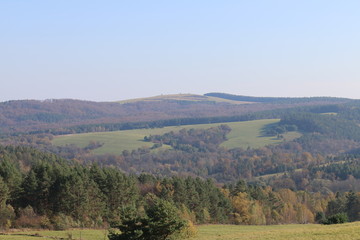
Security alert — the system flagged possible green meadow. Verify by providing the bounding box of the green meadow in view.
[220,120,301,149]
[52,119,301,155]
[3,222,360,240]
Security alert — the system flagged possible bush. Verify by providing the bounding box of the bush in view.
[51,214,78,230]
[0,205,15,230]
[14,206,42,228]
[315,212,326,224]
[40,216,52,229]
[178,220,197,239]
[323,213,348,225]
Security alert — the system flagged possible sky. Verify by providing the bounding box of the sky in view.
[1,0,360,102]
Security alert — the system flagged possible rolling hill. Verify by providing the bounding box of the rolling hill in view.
[0,93,352,136]
[118,93,254,104]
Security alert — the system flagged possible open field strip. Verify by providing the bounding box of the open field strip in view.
[3,222,360,240]
[52,119,301,155]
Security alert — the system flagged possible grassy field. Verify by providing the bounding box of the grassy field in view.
[52,119,301,155]
[220,120,301,149]
[0,229,107,240]
[3,222,360,240]
[195,223,360,240]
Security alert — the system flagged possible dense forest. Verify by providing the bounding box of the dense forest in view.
[1,145,360,232]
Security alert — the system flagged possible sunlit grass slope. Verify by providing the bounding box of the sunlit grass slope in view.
[52,119,301,155]
[3,222,360,240]
[221,120,301,149]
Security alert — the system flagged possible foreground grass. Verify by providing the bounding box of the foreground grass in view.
[53,119,300,155]
[3,223,360,240]
[0,229,108,240]
[196,223,360,240]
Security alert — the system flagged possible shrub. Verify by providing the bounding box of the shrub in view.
[51,214,78,230]
[315,212,326,224]
[0,205,15,230]
[14,206,42,228]
[178,220,197,239]
[323,213,348,225]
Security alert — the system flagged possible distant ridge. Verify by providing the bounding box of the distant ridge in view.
[205,92,352,104]
[0,92,355,136]
[118,93,252,104]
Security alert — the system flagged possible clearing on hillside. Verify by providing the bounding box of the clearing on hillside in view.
[52,119,301,155]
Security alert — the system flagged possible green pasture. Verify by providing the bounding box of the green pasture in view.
[52,119,301,155]
[3,222,360,240]
[220,120,301,149]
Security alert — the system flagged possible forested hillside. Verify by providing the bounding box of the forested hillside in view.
[0,94,352,136]
[1,145,360,231]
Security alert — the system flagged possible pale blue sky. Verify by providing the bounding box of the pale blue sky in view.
[1,0,360,102]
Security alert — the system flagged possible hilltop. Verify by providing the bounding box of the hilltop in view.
[118,93,253,104]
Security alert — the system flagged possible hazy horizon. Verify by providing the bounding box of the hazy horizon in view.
[1,1,360,102]
[1,91,358,103]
